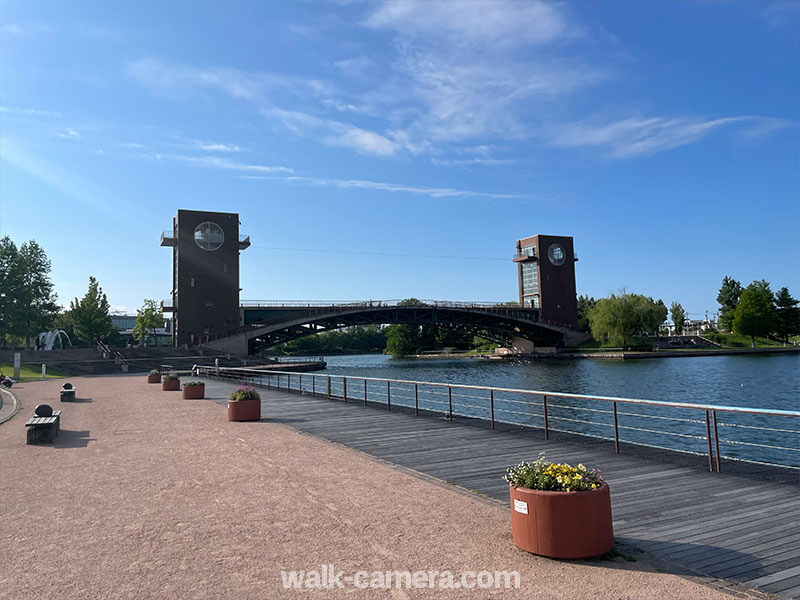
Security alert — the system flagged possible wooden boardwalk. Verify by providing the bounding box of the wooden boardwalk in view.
[204,378,800,599]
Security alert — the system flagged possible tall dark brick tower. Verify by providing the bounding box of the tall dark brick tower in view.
[160,209,250,346]
[513,234,578,328]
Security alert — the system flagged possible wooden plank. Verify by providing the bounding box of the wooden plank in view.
[201,378,800,598]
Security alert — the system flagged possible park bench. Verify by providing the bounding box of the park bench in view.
[26,410,61,444]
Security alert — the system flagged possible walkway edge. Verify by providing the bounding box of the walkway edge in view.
[0,387,21,425]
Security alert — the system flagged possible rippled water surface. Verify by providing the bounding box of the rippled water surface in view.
[298,353,800,467]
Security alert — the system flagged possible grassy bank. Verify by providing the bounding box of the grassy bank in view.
[0,363,66,381]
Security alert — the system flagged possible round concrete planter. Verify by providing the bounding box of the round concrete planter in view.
[182,384,205,399]
[162,379,180,391]
[147,374,161,384]
[509,482,613,559]
[227,398,260,421]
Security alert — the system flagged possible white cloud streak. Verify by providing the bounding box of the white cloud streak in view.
[548,115,789,158]
[149,153,293,174]
[56,128,80,139]
[193,141,242,152]
[242,174,523,200]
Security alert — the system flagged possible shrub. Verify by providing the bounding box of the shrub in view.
[504,453,604,492]
[149,369,160,376]
[229,385,260,402]
[182,381,204,387]
[162,372,179,381]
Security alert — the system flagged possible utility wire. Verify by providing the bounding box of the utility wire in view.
[249,245,508,261]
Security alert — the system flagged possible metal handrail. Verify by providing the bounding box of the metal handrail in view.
[240,299,513,309]
[197,367,800,472]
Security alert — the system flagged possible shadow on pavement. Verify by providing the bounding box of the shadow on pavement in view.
[54,429,94,448]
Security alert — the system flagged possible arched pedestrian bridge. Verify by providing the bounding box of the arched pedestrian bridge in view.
[202,300,590,355]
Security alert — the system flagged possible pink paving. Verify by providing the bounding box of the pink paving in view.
[0,375,745,599]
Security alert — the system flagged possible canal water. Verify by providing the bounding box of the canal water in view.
[300,353,800,468]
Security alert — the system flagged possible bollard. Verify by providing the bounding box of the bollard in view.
[42,364,46,379]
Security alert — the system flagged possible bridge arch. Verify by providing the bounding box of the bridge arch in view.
[204,302,588,355]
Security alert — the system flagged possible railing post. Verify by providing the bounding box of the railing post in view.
[613,401,620,453]
[387,381,391,411]
[312,376,315,396]
[490,389,495,430]
[415,383,419,416]
[543,395,549,440]
[327,376,331,399]
[448,387,452,421]
[343,377,347,402]
[364,379,367,406]
[299,374,303,394]
[705,410,714,472]
[712,410,721,472]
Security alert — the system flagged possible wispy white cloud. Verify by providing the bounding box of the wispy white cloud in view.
[149,153,293,174]
[1,24,23,35]
[0,105,62,117]
[431,157,516,167]
[547,115,790,158]
[360,0,607,147]
[56,128,81,139]
[242,174,523,200]
[120,142,148,149]
[762,0,800,27]
[265,107,399,156]
[333,56,373,77]
[193,140,242,152]
[364,0,566,46]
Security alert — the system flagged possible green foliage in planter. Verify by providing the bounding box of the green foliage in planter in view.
[182,381,204,387]
[229,385,260,402]
[162,372,179,381]
[504,453,605,492]
[148,369,160,376]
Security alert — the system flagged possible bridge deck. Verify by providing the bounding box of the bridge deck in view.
[202,378,800,599]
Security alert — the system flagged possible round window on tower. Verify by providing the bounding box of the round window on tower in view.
[194,222,225,251]
[547,243,566,266]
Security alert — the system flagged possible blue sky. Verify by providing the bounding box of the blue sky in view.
[0,0,798,320]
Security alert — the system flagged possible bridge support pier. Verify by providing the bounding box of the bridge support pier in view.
[511,336,536,354]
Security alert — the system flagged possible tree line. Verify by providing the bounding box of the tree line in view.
[715,277,799,346]
[577,277,799,348]
[1,236,163,349]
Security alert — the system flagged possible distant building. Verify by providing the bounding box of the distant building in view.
[160,209,250,346]
[660,318,717,337]
[111,314,172,345]
[513,234,578,329]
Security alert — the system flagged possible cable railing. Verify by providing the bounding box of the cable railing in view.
[196,367,800,471]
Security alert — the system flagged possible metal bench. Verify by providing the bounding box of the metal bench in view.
[26,410,61,444]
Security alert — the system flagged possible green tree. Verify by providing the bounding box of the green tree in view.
[385,324,419,357]
[0,237,59,348]
[733,280,776,347]
[587,292,667,347]
[68,276,116,345]
[385,297,423,357]
[670,302,687,335]
[717,276,743,332]
[133,299,163,345]
[773,287,800,343]
[577,295,596,332]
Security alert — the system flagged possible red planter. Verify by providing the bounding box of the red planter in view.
[162,379,180,391]
[147,374,161,384]
[227,398,261,421]
[509,482,613,559]
[182,384,205,399]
